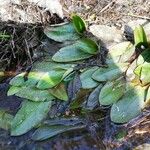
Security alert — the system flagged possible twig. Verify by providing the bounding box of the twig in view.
[98,0,115,14]
[126,13,150,20]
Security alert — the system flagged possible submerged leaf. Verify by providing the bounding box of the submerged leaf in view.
[80,66,99,89]
[11,100,52,136]
[92,63,129,82]
[86,84,103,110]
[99,77,126,106]
[36,68,67,89]
[32,124,85,141]
[0,109,13,130]
[44,23,80,42]
[15,87,54,102]
[49,83,68,101]
[111,85,146,123]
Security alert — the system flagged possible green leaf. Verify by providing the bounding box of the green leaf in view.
[80,66,99,89]
[15,87,55,102]
[140,62,150,85]
[110,85,146,123]
[32,124,85,141]
[7,86,22,96]
[108,42,133,58]
[76,38,99,55]
[36,68,66,89]
[72,14,86,34]
[49,83,68,101]
[85,84,103,110]
[99,77,126,106]
[33,60,75,72]
[11,100,52,136]
[134,25,148,47]
[0,109,14,130]
[9,72,44,87]
[137,48,150,64]
[52,38,98,62]
[92,63,129,82]
[44,23,80,42]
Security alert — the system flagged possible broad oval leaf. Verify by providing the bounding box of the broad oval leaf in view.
[99,77,126,106]
[72,14,86,34]
[108,42,133,58]
[44,23,80,42]
[9,72,44,87]
[111,85,146,123]
[80,66,99,89]
[15,87,55,102]
[92,63,129,82]
[52,44,92,62]
[52,38,98,62]
[49,83,68,101]
[11,100,52,136]
[36,68,66,89]
[76,38,99,55]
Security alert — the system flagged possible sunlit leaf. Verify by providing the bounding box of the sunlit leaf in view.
[140,62,150,85]
[15,87,55,102]
[32,124,85,141]
[49,83,68,101]
[80,66,99,89]
[36,68,66,89]
[111,85,146,123]
[134,25,148,47]
[99,77,126,106]
[92,63,129,82]
[7,86,22,96]
[72,14,86,34]
[11,100,52,136]
[0,109,13,130]
[44,23,80,42]
[108,42,133,58]
[9,72,44,87]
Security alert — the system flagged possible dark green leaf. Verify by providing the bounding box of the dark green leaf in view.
[32,124,85,141]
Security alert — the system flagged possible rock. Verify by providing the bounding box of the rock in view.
[89,25,124,47]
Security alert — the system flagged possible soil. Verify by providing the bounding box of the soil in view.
[0,0,150,150]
